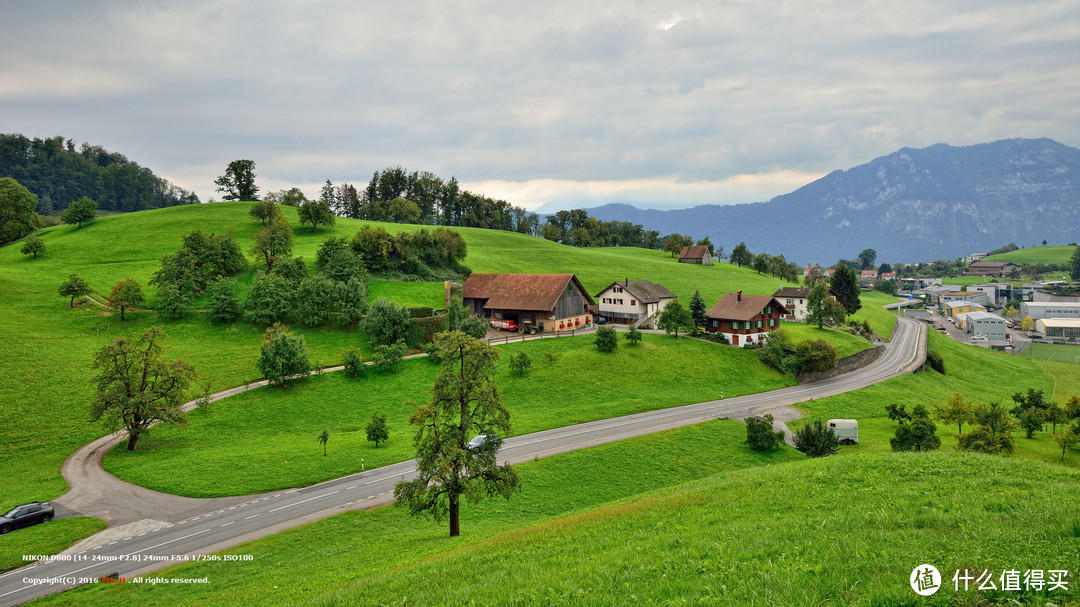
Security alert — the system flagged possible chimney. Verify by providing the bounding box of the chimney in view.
[737,290,742,302]
[625,277,628,287]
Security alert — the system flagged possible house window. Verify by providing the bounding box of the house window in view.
[787,299,794,305]
[711,320,718,328]
[630,300,636,306]
[614,287,622,293]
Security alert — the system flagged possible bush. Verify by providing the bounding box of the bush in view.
[204,277,242,323]
[925,349,945,374]
[594,326,618,353]
[407,315,448,348]
[794,339,836,373]
[746,414,785,451]
[889,404,940,452]
[244,271,293,325]
[372,341,406,373]
[343,347,365,379]
[543,347,559,365]
[509,351,532,376]
[257,323,310,387]
[362,298,412,347]
[625,323,642,345]
[958,403,1017,455]
[793,418,839,458]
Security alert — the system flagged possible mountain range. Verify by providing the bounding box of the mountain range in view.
[581,138,1080,265]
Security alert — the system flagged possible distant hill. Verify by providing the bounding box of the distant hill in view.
[583,138,1080,264]
[0,133,199,213]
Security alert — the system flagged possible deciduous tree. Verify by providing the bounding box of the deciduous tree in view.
[625,323,642,345]
[0,177,40,243]
[746,414,784,451]
[298,199,336,231]
[204,277,242,323]
[215,159,259,201]
[805,282,844,329]
[656,298,692,338]
[89,327,194,450]
[1055,426,1079,460]
[318,428,330,455]
[156,282,193,321]
[366,412,389,447]
[730,242,752,267]
[509,351,532,375]
[362,298,412,346]
[249,200,281,226]
[59,273,90,306]
[61,196,98,228]
[394,332,520,536]
[108,278,145,321]
[372,341,406,373]
[933,392,977,435]
[593,326,618,352]
[257,323,310,387]
[250,219,293,271]
[21,234,45,259]
[890,404,941,452]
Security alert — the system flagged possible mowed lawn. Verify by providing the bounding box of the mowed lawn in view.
[984,244,1075,266]
[790,330,1077,468]
[102,332,797,497]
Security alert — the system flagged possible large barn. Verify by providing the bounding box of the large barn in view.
[463,273,595,333]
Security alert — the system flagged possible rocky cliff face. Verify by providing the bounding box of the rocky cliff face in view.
[586,138,1080,264]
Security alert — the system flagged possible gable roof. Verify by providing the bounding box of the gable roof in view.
[860,270,877,277]
[706,293,787,321]
[679,245,710,260]
[773,286,811,298]
[596,280,676,303]
[463,273,595,311]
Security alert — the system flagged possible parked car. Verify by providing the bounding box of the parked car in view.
[0,502,54,534]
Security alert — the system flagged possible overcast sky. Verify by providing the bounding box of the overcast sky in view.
[4,1,1078,211]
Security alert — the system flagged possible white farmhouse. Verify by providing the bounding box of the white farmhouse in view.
[594,279,676,329]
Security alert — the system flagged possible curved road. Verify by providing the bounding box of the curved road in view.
[0,317,923,606]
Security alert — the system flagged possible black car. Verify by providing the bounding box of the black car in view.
[0,502,54,534]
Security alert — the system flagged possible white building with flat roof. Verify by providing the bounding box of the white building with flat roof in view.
[1020,302,1080,320]
[964,311,1008,341]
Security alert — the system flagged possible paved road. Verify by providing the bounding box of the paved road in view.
[0,317,922,606]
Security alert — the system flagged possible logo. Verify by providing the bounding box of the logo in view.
[911,564,941,596]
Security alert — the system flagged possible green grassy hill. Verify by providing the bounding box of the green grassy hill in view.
[0,202,802,561]
[37,437,1080,606]
[983,245,1075,266]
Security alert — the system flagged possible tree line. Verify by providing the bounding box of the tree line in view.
[0,134,199,214]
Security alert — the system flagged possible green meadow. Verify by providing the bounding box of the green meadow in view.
[983,244,1075,266]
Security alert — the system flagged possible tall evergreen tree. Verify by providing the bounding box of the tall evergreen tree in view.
[689,290,707,331]
[830,262,861,315]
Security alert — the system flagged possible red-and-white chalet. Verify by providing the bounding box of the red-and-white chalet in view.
[705,290,786,347]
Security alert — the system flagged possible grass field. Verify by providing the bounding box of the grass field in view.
[777,321,874,359]
[39,449,1080,605]
[0,202,798,507]
[790,330,1077,468]
[0,517,107,574]
[101,332,797,496]
[984,245,1075,266]
[844,289,900,339]
[1018,342,1080,364]
[38,419,807,606]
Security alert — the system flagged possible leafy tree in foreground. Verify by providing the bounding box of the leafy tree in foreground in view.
[794,418,838,458]
[625,323,642,345]
[594,326,618,353]
[0,177,40,244]
[108,278,145,321]
[656,298,692,338]
[366,412,389,447]
[89,327,194,450]
[61,196,98,228]
[21,234,45,259]
[257,323,311,387]
[689,289,707,331]
[394,331,520,537]
[215,159,259,201]
[318,428,330,456]
[890,404,941,452]
[746,414,785,451]
[59,274,90,307]
[509,351,532,375]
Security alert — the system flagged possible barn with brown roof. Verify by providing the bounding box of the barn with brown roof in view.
[705,290,786,346]
[678,245,712,265]
[463,273,595,333]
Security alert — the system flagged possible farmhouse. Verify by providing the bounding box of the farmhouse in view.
[678,245,712,265]
[772,286,837,321]
[594,279,676,328]
[705,290,785,347]
[463,273,595,333]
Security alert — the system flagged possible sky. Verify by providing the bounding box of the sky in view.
[3,1,1078,211]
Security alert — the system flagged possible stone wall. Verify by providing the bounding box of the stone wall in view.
[797,345,885,384]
